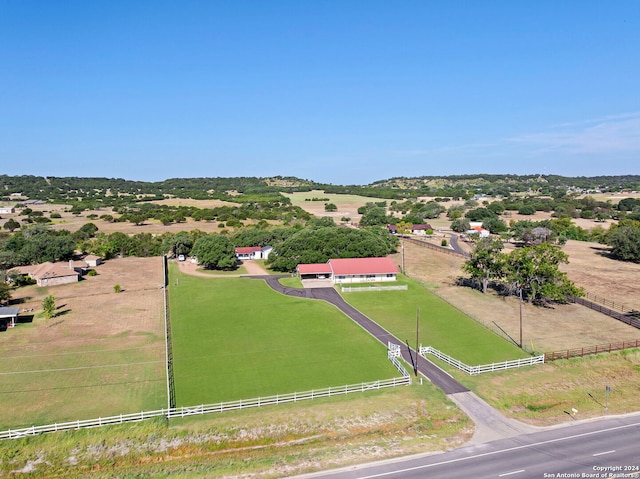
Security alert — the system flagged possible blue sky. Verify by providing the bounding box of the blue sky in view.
[1,1,639,185]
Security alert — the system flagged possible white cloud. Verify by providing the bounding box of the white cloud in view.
[508,112,640,155]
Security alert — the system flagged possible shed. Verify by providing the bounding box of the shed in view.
[0,307,20,329]
[296,263,333,280]
[84,255,102,267]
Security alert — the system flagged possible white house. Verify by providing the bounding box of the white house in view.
[235,246,272,260]
[465,226,490,238]
[0,207,15,214]
[410,224,434,235]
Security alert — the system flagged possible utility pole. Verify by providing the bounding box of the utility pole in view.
[519,288,523,349]
[415,307,420,367]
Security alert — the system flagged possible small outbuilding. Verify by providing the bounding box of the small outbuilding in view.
[0,307,20,329]
[83,255,102,267]
[297,263,333,281]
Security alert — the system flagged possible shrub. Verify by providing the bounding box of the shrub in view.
[42,295,56,318]
[518,205,536,215]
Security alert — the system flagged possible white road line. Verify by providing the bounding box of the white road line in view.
[592,450,616,456]
[354,420,640,479]
[499,470,525,477]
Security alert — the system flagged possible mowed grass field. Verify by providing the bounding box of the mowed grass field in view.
[0,258,167,430]
[169,265,399,406]
[342,276,529,364]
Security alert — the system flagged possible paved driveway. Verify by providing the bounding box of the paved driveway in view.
[256,275,536,443]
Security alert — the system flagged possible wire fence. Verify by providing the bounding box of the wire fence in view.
[545,339,640,361]
[163,256,176,409]
[570,295,640,330]
[402,236,467,258]
[419,346,545,375]
[582,291,633,315]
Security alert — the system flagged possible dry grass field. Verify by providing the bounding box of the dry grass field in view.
[0,201,247,235]
[282,190,392,224]
[0,257,166,429]
[393,238,640,354]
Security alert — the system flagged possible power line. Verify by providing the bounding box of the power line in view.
[0,360,163,376]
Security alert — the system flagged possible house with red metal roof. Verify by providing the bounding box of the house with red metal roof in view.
[235,246,273,260]
[296,257,399,284]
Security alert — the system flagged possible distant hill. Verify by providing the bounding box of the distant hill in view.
[1,174,639,205]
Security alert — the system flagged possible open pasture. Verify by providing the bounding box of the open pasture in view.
[341,277,529,364]
[168,265,399,406]
[0,257,166,429]
[282,190,391,223]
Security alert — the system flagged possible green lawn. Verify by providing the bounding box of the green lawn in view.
[0,346,164,428]
[169,264,399,406]
[342,276,528,364]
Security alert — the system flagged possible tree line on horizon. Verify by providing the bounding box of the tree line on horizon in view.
[2,174,639,207]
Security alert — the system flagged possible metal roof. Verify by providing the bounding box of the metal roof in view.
[0,307,19,318]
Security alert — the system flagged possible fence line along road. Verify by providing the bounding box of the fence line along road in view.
[0,376,410,440]
[419,346,545,375]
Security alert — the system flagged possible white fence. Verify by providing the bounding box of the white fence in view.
[388,356,410,378]
[341,285,408,292]
[0,376,410,440]
[419,346,545,375]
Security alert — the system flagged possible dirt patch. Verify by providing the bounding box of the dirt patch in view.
[175,259,268,277]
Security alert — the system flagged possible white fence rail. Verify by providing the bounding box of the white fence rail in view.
[341,285,408,292]
[388,356,410,378]
[419,346,545,375]
[0,376,410,440]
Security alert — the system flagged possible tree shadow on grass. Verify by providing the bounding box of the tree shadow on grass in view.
[8,296,31,306]
[17,314,34,324]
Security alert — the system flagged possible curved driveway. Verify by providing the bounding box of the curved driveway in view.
[259,276,468,395]
[255,275,537,442]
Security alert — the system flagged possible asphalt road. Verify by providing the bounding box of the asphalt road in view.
[256,275,638,479]
[294,414,640,479]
